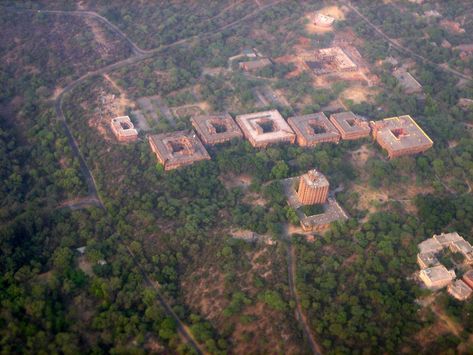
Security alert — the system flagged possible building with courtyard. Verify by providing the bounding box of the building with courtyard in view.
[191,113,243,145]
[329,111,371,140]
[370,115,433,159]
[110,116,138,142]
[288,112,340,147]
[236,110,295,148]
[419,265,456,290]
[148,130,210,171]
[282,169,348,233]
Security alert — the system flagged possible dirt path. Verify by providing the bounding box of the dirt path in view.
[124,244,207,355]
[342,1,472,81]
[283,225,322,354]
[3,2,290,352]
[431,303,462,337]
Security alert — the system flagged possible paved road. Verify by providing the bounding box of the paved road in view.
[343,1,472,81]
[283,226,322,355]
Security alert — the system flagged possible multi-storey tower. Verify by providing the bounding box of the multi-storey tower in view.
[297,169,329,205]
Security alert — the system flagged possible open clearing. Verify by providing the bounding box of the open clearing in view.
[340,85,377,104]
[318,5,347,20]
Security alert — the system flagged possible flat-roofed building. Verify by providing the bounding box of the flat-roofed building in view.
[370,115,433,159]
[148,130,210,171]
[450,239,473,263]
[418,237,443,254]
[111,116,138,142]
[417,252,440,269]
[448,279,472,301]
[316,47,357,72]
[329,111,371,140]
[297,169,329,205]
[433,232,463,246]
[300,198,349,232]
[288,112,340,147]
[236,110,295,148]
[463,270,473,289]
[191,113,242,145]
[239,58,272,72]
[419,265,455,290]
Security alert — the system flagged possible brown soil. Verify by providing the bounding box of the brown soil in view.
[351,145,374,167]
[341,85,377,104]
[219,174,252,190]
[180,246,304,354]
[103,74,134,116]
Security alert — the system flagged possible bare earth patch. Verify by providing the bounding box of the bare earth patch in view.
[341,85,377,104]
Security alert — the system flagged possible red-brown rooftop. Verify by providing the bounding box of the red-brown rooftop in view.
[330,111,371,140]
[288,112,340,146]
[191,113,243,145]
[370,115,433,159]
[148,130,210,170]
[236,110,295,148]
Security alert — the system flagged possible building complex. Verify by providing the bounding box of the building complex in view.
[236,110,295,148]
[191,114,243,145]
[370,115,433,159]
[283,169,348,232]
[417,232,473,300]
[288,112,340,146]
[297,169,330,205]
[148,130,210,171]
[329,111,370,140]
[110,116,138,142]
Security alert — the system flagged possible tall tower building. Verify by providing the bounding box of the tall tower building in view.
[297,169,329,205]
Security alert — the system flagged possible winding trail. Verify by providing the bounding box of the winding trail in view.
[284,226,322,354]
[2,1,288,352]
[342,1,472,81]
[125,245,205,355]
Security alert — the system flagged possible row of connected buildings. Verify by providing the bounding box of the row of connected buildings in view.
[417,232,473,301]
[109,109,433,170]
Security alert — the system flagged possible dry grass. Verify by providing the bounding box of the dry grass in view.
[340,85,378,104]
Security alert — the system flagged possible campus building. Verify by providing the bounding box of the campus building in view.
[419,265,456,290]
[236,110,295,148]
[288,112,340,147]
[448,280,472,301]
[329,111,371,140]
[417,252,439,269]
[370,115,433,159]
[110,116,138,142]
[297,169,330,205]
[299,198,348,232]
[191,113,243,145]
[307,47,357,75]
[148,130,210,171]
